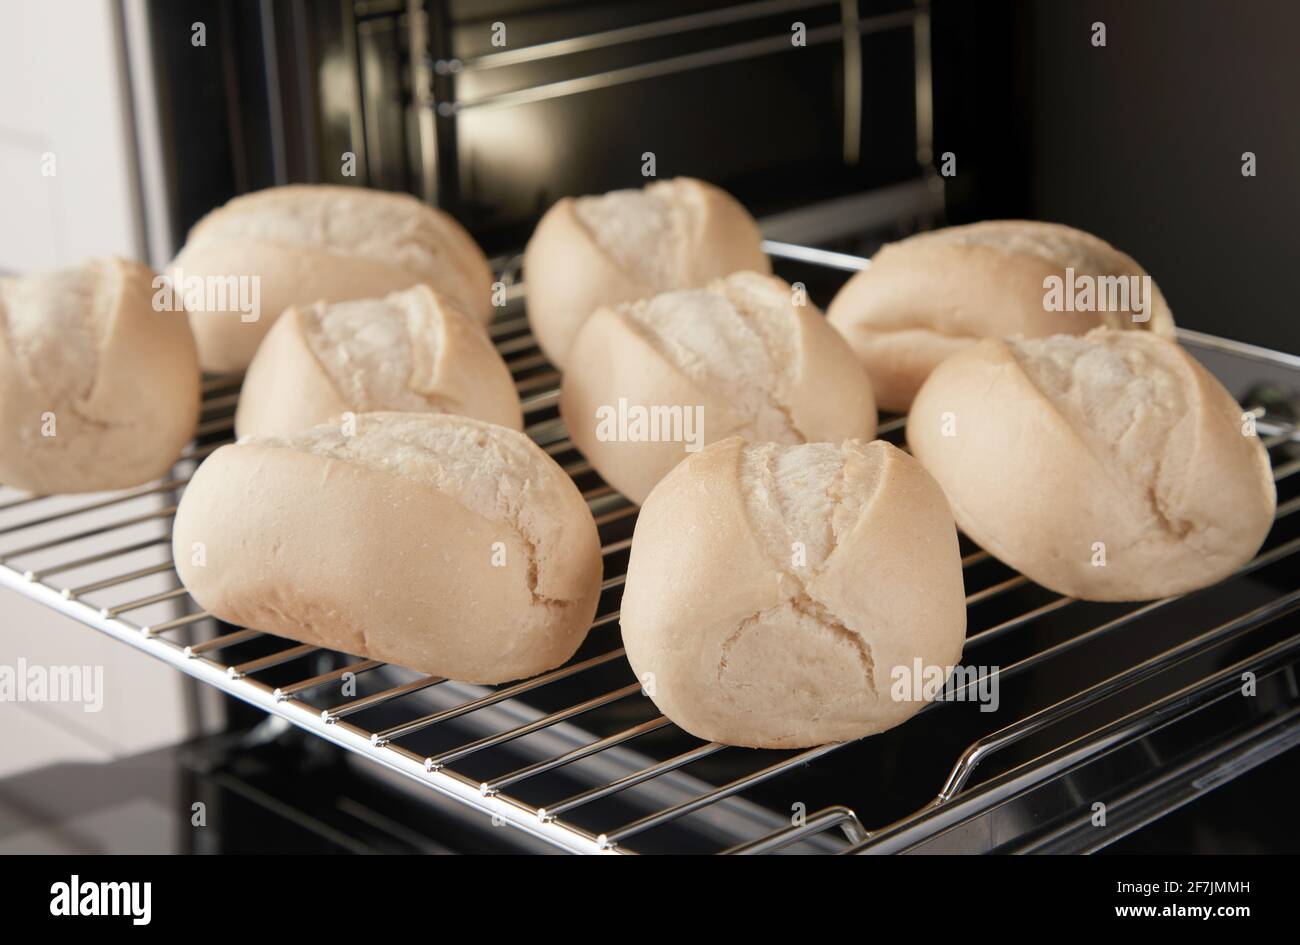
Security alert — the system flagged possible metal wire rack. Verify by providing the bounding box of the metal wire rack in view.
[3,241,1300,854]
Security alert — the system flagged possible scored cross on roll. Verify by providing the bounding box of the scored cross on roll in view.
[907,329,1276,601]
[234,284,522,438]
[0,258,199,493]
[523,177,771,369]
[560,271,878,504]
[620,436,967,749]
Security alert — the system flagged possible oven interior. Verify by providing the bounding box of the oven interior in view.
[2,0,1299,854]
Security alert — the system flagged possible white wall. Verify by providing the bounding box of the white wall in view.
[0,0,145,272]
[0,1,199,795]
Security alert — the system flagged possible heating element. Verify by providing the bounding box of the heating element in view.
[3,241,1300,855]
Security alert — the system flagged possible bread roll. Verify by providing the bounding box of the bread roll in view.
[620,436,966,749]
[523,177,770,368]
[234,285,521,438]
[560,272,876,504]
[173,413,601,684]
[0,258,199,493]
[169,185,493,372]
[907,329,1275,601]
[827,220,1177,412]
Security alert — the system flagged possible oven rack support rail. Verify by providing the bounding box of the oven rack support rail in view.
[3,241,1300,855]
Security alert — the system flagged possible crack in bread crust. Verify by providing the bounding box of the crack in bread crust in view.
[729,441,879,701]
[612,274,807,445]
[1006,330,1204,543]
[716,593,876,704]
[251,414,584,610]
[0,261,144,438]
[571,179,703,289]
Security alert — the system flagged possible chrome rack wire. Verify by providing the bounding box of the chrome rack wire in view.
[3,241,1300,855]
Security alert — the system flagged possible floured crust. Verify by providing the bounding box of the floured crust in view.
[572,178,708,290]
[827,220,1177,412]
[523,177,771,368]
[0,262,110,401]
[234,285,521,437]
[615,273,805,443]
[170,185,493,372]
[250,413,570,588]
[1005,332,1190,514]
[187,186,488,290]
[560,272,876,504]
[0,258,199,493]
[620,436,966,748]
[907,329,1276,601]
[174,412,602,683]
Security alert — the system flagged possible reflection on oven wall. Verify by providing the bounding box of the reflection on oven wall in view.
[146,0,934,254]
